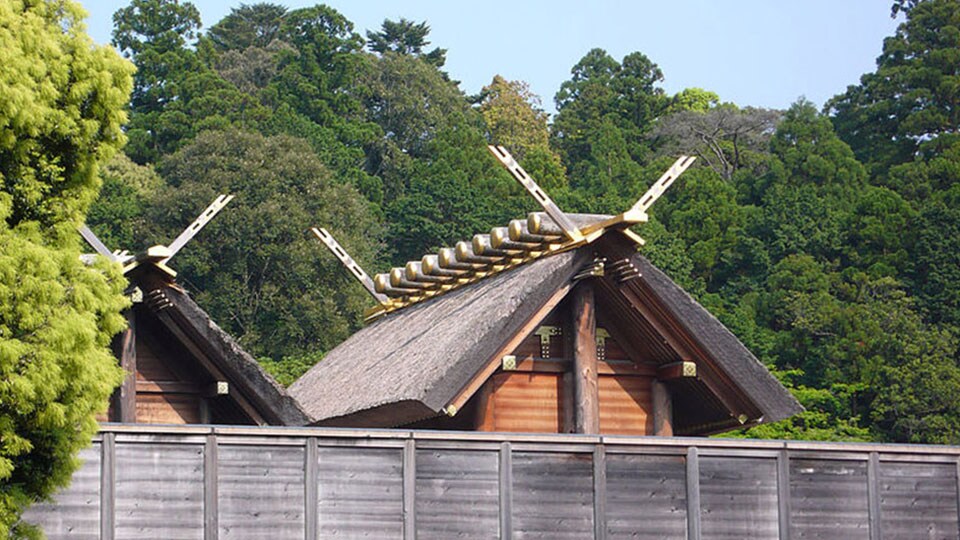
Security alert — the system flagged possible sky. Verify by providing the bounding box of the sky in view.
[80,0,902,116]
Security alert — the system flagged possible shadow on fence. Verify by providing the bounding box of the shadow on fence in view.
[24,424,960,539]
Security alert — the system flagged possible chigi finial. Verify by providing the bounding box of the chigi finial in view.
[310,145,695,321]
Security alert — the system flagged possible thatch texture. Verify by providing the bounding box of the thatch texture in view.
[154,282,311,426]
[629,255,802,422]
[290,249,590,426]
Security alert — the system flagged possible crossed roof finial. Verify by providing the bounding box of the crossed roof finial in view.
[312,146,695,321]
[79,194,234,276]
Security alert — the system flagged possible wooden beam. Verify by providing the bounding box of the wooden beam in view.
[112,309,137,423]
[503,357,655,376]
[474,380,494,431]
[154,310,267,426]
[652,381,673,436]
[561,371,575,434]
[617,285,696,362]
[135,380,200,394]
[446,283,572,413]
[657,361,697,381]
[571,282,600,434]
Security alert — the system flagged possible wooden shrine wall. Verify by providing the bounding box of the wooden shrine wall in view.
[475,324,654,435]
[24,425,960,540]
[105,307,255,426]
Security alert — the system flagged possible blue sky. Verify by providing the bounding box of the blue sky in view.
[80,0,901,115]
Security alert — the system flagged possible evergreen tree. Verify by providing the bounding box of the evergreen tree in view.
[0,1,132,534]
[366,18,446,68]
[149,130,380,359]
[827,0,960,173]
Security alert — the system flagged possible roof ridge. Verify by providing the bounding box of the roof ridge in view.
[313,147,697,322]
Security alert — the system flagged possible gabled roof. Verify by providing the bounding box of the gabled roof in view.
[627,255,801,425]
[291,214,802,431]
[127,264,311,426]
[290,249,591,427]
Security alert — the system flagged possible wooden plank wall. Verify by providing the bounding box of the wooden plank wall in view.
[23,426,960,540]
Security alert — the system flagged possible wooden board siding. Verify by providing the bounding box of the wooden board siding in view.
[316,447,403,538]
[480,370,652,435]
[790,459,870,539]
[21,444,101,540]
[28,426,960,539]
[136,393,201,424]
[415,449,499,539]
[134,323,203,425]
[484,372,564,433]
[114,442,205,539]
[598,374,652,435]
[699,456,779,540]
[218,445,305,539]
[879,462,959,539]
[511,452,595,538]
[476,316,656,435]
[605,453,687,539]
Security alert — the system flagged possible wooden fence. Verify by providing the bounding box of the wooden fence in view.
[24,424,960,539]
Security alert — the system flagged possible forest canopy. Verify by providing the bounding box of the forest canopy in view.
[4,1,959,532]
[76,0,960,446]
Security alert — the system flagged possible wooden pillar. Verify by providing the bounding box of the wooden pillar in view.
[571,282,600,434]
[111,309,137,423]
[652,381,673,436]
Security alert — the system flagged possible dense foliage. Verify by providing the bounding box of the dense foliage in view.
[1,0,132,535]
[84,0,960,444]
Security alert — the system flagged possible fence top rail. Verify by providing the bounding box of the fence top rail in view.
[94,423,960,456]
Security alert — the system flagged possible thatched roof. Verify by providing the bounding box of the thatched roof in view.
[290,214,801,429]
[627,256,802,425]
[290,249,591,427]
[130,265,310,426]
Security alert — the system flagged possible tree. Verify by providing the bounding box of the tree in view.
[553,49,667,166]
[827,0,960,172]
[910,185,960,326]
[260,5,381,200]
[0,1,132,534]
[756,101,867,263]
[478,75,566,190]
[207,3,287,51]
[479,76,550,159]
[112,0,204,162]
[653,105,781,181]
[112,0,202,113]
[360,51,475,204]
[665,87,720,114]
[384,123,528,264]
[150,130,381,359]
[366,18,446,68]
[86,154,164,250]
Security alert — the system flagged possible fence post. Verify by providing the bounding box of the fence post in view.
[403,439,416,539]
[686,446,701,540]
[204,433,218,540]
[305,437,318,540]
[868,452,882,540]
[100,432,115,540]
[594,444,607,540]
[777,448,791,540]
[500,442,512,540]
